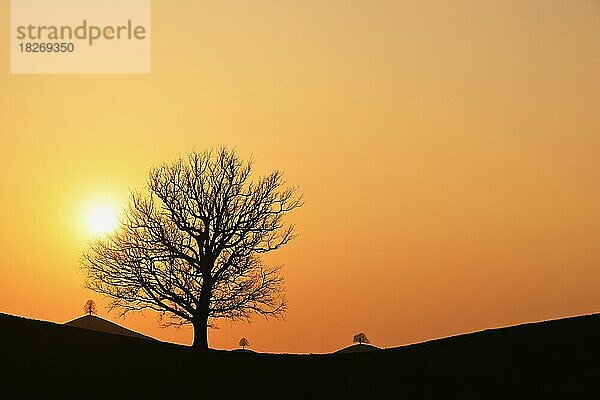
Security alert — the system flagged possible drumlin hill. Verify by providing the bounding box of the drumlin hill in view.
[15,20,147,46]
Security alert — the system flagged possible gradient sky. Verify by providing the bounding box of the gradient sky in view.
[1,0,599,353]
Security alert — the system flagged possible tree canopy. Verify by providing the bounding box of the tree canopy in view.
[353,332,370,344]
[83,300,97,316]
[82,148,302,350]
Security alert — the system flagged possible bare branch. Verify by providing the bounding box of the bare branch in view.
[81,147,302,350]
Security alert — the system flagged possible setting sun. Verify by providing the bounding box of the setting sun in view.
[87,205,118,235]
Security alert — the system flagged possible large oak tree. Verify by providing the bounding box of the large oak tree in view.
[82,148,302,351]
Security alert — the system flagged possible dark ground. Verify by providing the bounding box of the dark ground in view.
[1,312,599,399]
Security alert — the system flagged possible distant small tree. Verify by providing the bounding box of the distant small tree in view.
[84,300,97,316]
[353,332,370,345]
[239,337,250,350]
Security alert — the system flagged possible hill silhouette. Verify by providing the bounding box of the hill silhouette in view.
[231,348,256,353]
[64,315,153,340]
[335,343,380,354]
[2,312,600,399]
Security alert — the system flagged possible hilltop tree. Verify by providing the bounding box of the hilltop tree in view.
[82,148,302,351]
[83,300,97,316]
[239,337,249,350]
[353,332,370,345]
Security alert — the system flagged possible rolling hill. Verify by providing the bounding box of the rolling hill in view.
[2,312,599,399]
[334,343,380,353]
[64,314,153,340]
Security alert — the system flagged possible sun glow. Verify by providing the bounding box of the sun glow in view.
[87,204,118,235]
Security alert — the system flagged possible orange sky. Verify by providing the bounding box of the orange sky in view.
[1,0,599,353]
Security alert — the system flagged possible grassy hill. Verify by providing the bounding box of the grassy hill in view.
[2,312,600,399]
[334,343,380,353]
[64,314,154,340]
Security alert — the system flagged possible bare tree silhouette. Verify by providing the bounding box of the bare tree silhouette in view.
[353,332,370,345]
[82,148,302,351]
[239,337,249,350]
[83,300,97,316]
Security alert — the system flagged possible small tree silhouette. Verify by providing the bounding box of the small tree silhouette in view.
[353,332,370,345]
[239,337,249,350]
[83,299,97,316]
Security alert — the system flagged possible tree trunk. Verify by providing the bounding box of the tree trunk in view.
[191,283,212,352]
[192,318,209,351]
